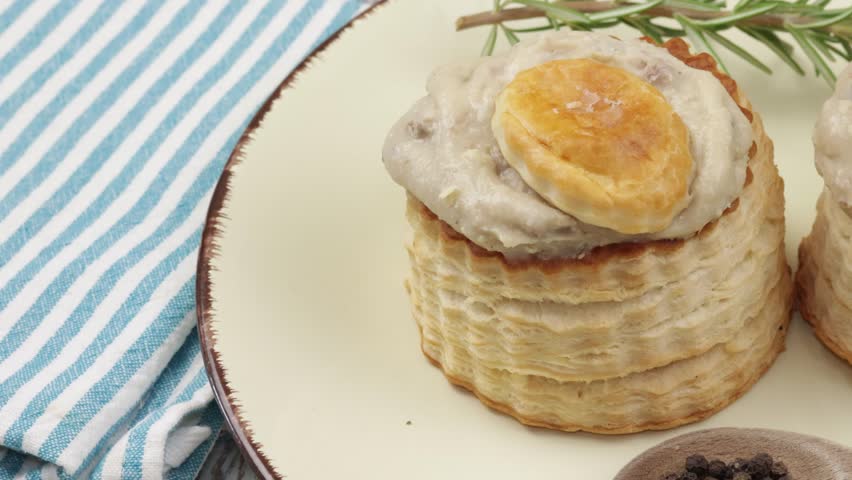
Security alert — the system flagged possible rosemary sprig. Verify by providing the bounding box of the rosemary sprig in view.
[458,0,852,86]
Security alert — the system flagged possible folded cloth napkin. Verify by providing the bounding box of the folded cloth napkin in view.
[0,1,364,478]
[196,432,259,480]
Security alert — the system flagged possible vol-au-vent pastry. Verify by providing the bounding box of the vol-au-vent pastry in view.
[797,64,852,364]
[383,31,793,433]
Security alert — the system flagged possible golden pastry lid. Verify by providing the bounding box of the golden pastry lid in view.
[492,58,694,234]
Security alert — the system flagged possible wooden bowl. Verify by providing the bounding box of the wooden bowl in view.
[614,428,852,480]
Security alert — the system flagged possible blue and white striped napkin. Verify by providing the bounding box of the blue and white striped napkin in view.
[0,1,364,478]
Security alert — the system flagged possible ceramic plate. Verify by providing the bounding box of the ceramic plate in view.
[196,1,852,478]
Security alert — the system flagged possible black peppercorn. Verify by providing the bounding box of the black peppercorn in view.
[745,463,766,478]
[708,460,729,478]
[730,458,750,473]
[749,453,772,478]
[658,452,791,480]
[770,462,789,479]
[685,454,709,476]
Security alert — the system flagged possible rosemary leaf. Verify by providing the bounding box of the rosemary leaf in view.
[772,3,817,13]
[691,3,778,27]
[809,8,842,17]
[482,25,498,56]
[733,0,759,12]
[676,14,729,72]
[510,0,591,24]
[624,17,664,43]
[775,31,796,54]
[706,29,772,73]
[841,36,852,58]
[501,24,520,45]
[588,0,664,22]
[810,30,839,43]
[788,25,836,84]
[787,3,836,14]
[741,27,806,74]
[590,19,623,28]
[665,0,724,12]
[510,23,562,33]
[811,33,837,60]
[463,0,851,85]
[790,6,852,29]
[570,23,594,31]
[647,20,687,36]
[824,40,849,59]
[546,14,562,31]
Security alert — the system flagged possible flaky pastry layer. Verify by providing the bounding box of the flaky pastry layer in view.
[797,189,852,364]
[413,273,790,433]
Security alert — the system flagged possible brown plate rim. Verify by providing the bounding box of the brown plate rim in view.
[195,2,389,479]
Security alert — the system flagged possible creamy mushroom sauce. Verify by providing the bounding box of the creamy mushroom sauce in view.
[383,32,753,259]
